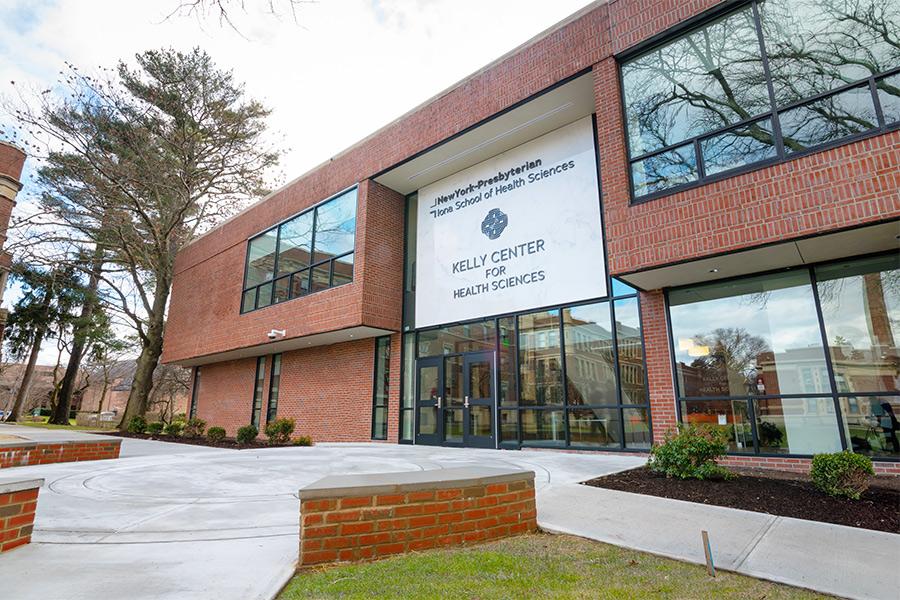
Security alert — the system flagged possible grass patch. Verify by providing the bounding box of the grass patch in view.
[279,533,829,599]
[14,418,99,431]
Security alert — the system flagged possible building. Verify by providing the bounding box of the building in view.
[0,141,24,349]
[78,361,191,423]
[0,363,84,417]
[162,0,899,473]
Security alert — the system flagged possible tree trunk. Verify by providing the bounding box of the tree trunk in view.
[50,252,103,425]
[7,329,47,423]
[118,273,170,428]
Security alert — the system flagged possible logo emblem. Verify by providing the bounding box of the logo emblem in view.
[481,208,508,240]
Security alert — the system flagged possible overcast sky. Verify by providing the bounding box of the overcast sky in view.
[0,0,593,365]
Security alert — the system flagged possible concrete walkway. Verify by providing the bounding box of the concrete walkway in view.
[0,423,897,600]
[540,483,900,600]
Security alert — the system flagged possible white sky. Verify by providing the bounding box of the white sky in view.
[0,0,593,365]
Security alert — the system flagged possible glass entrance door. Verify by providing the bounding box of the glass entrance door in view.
[415,357,442,445]
[414,352,496,447]
[464,352,495,448]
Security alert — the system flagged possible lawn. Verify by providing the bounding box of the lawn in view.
[278,533,829,600]
[13,418,101,431]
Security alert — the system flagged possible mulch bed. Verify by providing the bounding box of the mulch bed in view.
[97,430,299,450]
[584,466,900,533]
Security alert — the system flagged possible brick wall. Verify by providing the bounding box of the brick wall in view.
[0,439,121,469]
[194,338,388,441]
[298,469,537,567]
[720,455,900,477]
[0,479,41,553]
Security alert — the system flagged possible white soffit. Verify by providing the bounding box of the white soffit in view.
[174,325,394,367]
[621,220,900,291]
[374,73,595,195]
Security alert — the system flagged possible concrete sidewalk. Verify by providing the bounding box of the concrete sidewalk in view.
[539,481,900,600]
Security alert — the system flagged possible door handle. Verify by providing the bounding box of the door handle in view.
[437,396,442,409]
[464,396,470,408]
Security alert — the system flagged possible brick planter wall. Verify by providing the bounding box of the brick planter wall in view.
[720,455,900,477]
[0,478,42,553]
[0,438,122,469]
[298,467,537,567]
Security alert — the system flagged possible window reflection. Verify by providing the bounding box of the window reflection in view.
[417,321,496,357]
[700,118,777,175]
[840,396,900,457]
[521,409,565,446]
[569,408,620,447]
[754,397,842,454]
[615,298,647,405]
[622,5,769,156]
[669,271,829,397]
[779,85,877,153]
[276,211,313,277]
[760,0,900,107]
[519,310,563,406]
[245,229,277,288]
[563,303,617,406]
[631,144,698,197]
[817,255,900,394]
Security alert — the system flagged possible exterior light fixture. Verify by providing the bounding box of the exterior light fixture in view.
[267,329,286,340]
[709,268,719,273]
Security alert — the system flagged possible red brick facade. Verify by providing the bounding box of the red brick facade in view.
[164,0,899,472]
[299,472,537,567]
[0,483,40,553]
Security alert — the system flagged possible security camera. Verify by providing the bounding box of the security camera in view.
[267,329,286,340]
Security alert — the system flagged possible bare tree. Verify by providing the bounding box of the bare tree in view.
[9,48,280,426]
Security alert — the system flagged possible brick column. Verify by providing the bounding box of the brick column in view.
[640,290,678,443]
[0,478,43,553]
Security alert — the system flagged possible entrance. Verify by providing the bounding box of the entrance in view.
[415,352,495,448]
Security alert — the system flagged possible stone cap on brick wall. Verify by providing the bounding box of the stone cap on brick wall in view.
[299,467,535,500]
[0,478,43,495]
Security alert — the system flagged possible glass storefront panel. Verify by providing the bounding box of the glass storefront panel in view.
[401,333,415,442]
[521,409,565,446]
[418,407,437,435]
[563,303,617,406]
[499,317,518,406]
[615,298,647,404]
[276,211,313,277]
[681,399,754,453]
[754,397,842,454]
[568,408,620,448]
[470,406,492,438]
[519,310,563,406]
[669,270,829,398]
[839,396,900,458]
[417,321,496,357]
[816,255,900,394]
[623,407,652,449]
[499,409,518,443]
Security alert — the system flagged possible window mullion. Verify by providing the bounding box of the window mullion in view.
[751,0,785,160]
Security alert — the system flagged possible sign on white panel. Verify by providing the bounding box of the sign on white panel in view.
[415,116,607,328]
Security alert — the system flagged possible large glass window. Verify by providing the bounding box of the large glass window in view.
[518,310,564,406]
[621,0,900,199]
[189,367,201,419]
[266,354,282,423]
[241,187,357,312]
[669,253,900,458]
[408,283,649,451]
[251,356,266,429]
[372,336,391,440]
[400,333,415,442]
[816,255,899,394]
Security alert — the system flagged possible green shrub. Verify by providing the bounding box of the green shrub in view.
[648,424,732,480]
[164,421,184,436]
[207,426,226,443]
[126,415,147,434]
[146,421,164,435]
[183,417,207,439]
[236,424,258,445]
[810,451,874,500]
[265,417,296,445]
[292,435,313,447]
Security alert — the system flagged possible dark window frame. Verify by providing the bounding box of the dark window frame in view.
[619,0,900,203]
[251,356,266,428]
[371,336,391,440]
[266,354,282,424]
[665,250,900,461]
[240,186,358,313]
[189,366,201,419]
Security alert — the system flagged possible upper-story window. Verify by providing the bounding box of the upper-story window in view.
[241,187,357,313]
[621,0,900,200]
